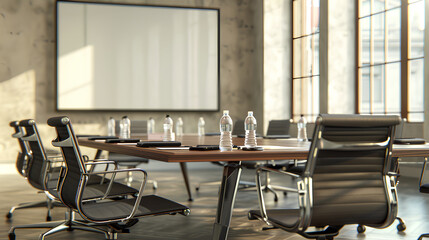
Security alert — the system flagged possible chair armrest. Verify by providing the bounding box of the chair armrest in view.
[387,172,400,177]
[85,161,116,165]
[83,168,148,221]
[254,167,302,226]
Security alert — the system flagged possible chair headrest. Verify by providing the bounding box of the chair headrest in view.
[47,116,70,127]
[19,119,36,127]
[9,121,19,127]
[317,114,401,128]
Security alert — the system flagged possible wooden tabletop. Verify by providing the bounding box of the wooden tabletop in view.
[77,135,429,163]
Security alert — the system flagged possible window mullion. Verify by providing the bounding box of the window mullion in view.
[400,0,409,119]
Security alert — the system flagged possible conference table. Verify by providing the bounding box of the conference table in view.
[78,135,429,240]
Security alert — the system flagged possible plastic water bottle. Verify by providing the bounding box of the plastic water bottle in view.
[176,117,184,137]
[297,114,307,142]
[107,117,116,136]
[219,110,233,151]
[163,115,174,141]
[120,116,131,139]
[198,117,205,136]
[147,117,155,134]
[244,111,257,148]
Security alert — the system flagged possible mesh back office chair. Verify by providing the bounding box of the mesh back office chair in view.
[249,114,401,239]
[8,119,138,240]
[196,119,294,202]
[5,121,57,221]
[109,120,157,188]
[239,120,295,202]
[265,119,292,137]
[45,116,189,239]
[9,121,29,176]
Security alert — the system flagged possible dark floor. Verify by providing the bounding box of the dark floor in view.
[1,167,428,240]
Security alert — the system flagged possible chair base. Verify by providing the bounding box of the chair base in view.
[6,198,64,221]
[9,209,116,240]
[357,217,406,233]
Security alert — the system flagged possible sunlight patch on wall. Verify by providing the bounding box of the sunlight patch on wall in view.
[0,70,36,163]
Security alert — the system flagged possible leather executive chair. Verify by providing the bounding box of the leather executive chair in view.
[40,116,190,240]
[249,114,402,239]
[8,119,138,240]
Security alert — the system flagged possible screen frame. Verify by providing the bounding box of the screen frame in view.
[55,0,220,112]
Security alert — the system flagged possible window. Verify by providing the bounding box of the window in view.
[292,0,320,122]
[357,0,424,121]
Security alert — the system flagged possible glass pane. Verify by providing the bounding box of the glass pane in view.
[373,12,385,64]
[408,58,424,113]
[360,0,371,17]
[293,39,302,78]
[387,0,401,10]
[372,65,385,113]
[409,1,425,59]
[408,112,424,122]
[314,33,320,74]
[301,77,313,116]
[360,17,371,66]
[408,0,422,4]
[306,0,320,34]
[385,62,401,113]
[293,36,315,78]
[293,0,302,38]
[360,67,371,113]
[293,78,302,117]
[311,76,320,115]
[373,0,385,13]
[386,8,401,62]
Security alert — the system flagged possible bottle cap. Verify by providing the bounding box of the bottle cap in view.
[166,114,170,117]
[223,110,229,115]
[122,116,127,118]
[248,111,253,116]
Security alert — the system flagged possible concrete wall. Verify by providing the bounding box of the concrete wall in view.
[263,0,291,133]
[319,0,355,114]
[0,0,263,163]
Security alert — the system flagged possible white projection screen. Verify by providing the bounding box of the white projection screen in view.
[56,1,219,111]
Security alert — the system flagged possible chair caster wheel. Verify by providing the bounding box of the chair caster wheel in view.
[248,212,257,220]
[9,232,16,240]
[6,212,12,219]
[46,215,52,221]
[397,222,406,231]
[274,196,278,202]
[283,191,288,196]
[357,225,366,233]
[195,187,200,192]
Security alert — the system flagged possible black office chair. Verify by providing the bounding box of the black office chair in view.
[195,120,245,191]
[249,114,402,239]
[9,121,29,177]
[8,119,138,240]
[195,119,295,201]
[45,116,189,239]
[5,121,59,221]
[109,120,157,188]
[239,119,296,202]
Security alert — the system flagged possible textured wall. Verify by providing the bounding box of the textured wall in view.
[263,0,291,133]
[0,0,263,163]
